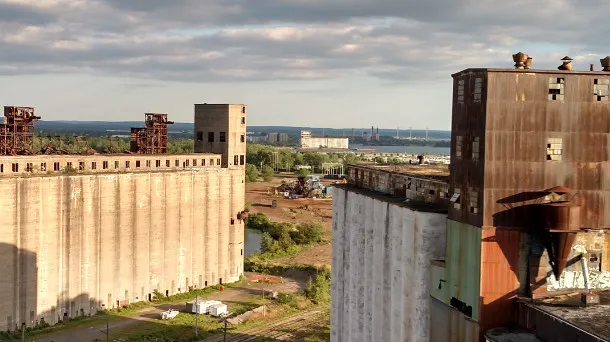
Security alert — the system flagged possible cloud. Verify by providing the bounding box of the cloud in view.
[1,0,609,82]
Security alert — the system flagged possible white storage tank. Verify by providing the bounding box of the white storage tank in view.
[209,303,228,317]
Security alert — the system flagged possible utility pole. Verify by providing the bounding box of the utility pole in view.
[195,294,199,338]
[106,314,109,342]
[21,323,25,342]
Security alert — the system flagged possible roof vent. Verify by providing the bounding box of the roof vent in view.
[512,52,530,69]
[601,56,610,72]
[558,56,573,71]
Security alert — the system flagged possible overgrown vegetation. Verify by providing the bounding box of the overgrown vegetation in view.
[245,213,325,260]
[305,268,331,304]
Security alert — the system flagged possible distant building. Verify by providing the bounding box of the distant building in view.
[267,132,289,143]
[300,130,349,149]
[247,135,267,143]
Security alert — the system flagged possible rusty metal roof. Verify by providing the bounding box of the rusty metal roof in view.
[349,163,449,180]
[452,68,610,77]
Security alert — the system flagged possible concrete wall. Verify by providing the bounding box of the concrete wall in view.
[194,104,247,168]
[331,187,446,342]
[0,168,245,331]
[301,137,348,149]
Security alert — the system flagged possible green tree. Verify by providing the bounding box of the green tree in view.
[245,164,260,183]
[261,165,275,182]
[290,222,325,245]
[306,269,331,304]
[245,213,272,231]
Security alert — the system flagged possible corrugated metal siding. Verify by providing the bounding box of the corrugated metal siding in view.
[430,262,448,303]
[430,297,480,342]
[483,71,610,229]
[479,227,521,333]
[446,220,481,321]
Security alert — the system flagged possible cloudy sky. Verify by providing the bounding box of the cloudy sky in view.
[0,0,606,129]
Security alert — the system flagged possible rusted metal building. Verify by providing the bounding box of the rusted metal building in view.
[433,55,610,341]
[130,113,174,154]
[0,106,40,155]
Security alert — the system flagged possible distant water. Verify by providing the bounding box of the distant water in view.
[245,229,263,257]
[351,144,450,155]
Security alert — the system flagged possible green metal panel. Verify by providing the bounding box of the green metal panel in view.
[446,219,482,321]
[430,263,449,303]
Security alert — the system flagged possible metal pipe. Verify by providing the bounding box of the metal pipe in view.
[581,255,590,294]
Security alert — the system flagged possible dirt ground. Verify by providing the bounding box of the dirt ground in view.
[245,175,335,266]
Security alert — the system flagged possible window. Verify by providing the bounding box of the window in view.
[126,161,130,168]
[136,161,141,168]
[114,161,119,169]
[103,161,109,169]
[240,155,245,165]
[156,160,161,167]
[472,137,480,160]
[54,162,60,171]
[455,136,463,159]
[548,77,565,101]
[210,159,214,166]
[146,160,151,168]
[175,160,179,167]
[185,160,190,167]
[241,117,246,124]
[594,79,609,102]
[546,138,563,161]
[193,159,197,166]
[231,218,235,225]
[197,131,203,141]
[234,155,239,165]
[79,162,85,170]
[26,163,33,172]
[66,162,72,169]
[91,162,97,170]
[469,187,479,214]
[220,132,226,143]
[202,159,206,166]
[217,158,221,166]
[166,160,170,167]
[474,78,482,103]
[241,106,246,114]
[450,188,461,210]
[12,163,18,172]
[40,163,46,172]
[457,79,465,103]
[208,132,214,142]
[240,135,245,143]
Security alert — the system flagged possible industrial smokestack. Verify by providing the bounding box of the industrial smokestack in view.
[590,64,595,72]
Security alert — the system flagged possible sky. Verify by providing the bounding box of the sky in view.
[0,0,608,130]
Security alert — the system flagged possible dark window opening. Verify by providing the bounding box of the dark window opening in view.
[91,162,97,170]
[185,160,190,167]
[79,162,85,170]
[40,163,45,172]
[156,160,161,167]
[234,155,239,165]
[210,159,214,166]
[146,160,151,168]
[103,161,109,169]
[26,163,33,172]
[193,159,197,166]
[220,132,226,142]
[240,155,245,165]
[205,281,208,287]
[208,132,214,142]
[126,161,130,168]
[136,161,141,168]
[197,131,203,141]
[202,159,206,166]
[175,160,179,167]
[66,162,72,169]
[231,218,235,225]
[241,117,246,124]
[241,249,243,256]
[165,290,169,297]
[241,106,246,114]
[114,161,119,169]
[54,162,60,171]
[217,159,221,166]
[219,278,223,285]
[166,160,170,167]
[429,190,435,195]
[240,135,245,143]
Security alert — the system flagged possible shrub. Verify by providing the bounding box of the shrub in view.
[306,269,331,304]
[246,213,272,231]
[290,222,325,245]
[261,165,275,182]
[245,164,259,183]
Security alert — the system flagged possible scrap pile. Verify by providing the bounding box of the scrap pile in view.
[275,175,330,199]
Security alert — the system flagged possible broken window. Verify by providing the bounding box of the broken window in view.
[450,188,461,210]
[469,187,479,214]
[241,117,246,124]
[240,155,245,165]
[473,78,482,103]
[66,162,72,169]
[546,138,563,161]
[242,106,246,114]
[40,163,46,172]
[115,161,119,169]
[54,162,60,171]
[26,163,33,172]
[234,155,239,165]
[197,131,203,141]
[91,162,97,170]
[457,79,465,103]
[103,161,109,169]
[548,77,565,101]
[241,135,245,143]
[594,79,609,102]
[472,137,480,160]
[80,162,85,170]
[136,161,141,168]
[208,132,214,143]
[455,136,463,159]
[220,132,226,143]
[166,160,170,167]
[126,161,130,168]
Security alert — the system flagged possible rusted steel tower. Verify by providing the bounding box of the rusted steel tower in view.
[0,106,41,155]
[130,113,174,154]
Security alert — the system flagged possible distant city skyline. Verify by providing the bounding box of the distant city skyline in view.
[1,1,609,130]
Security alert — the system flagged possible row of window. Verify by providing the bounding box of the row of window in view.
[233,155,246,166]
[455,136,563,161]
[450,187,479,214]
[457,77,610,102]
[0,157,223,174]
[196,132,246,143]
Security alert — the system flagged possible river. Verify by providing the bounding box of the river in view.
[244,228,263,257]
